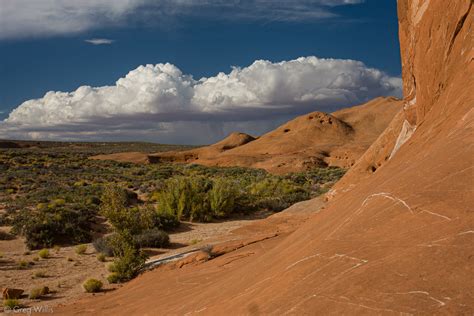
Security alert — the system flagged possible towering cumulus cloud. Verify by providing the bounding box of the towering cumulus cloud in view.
[0,57,401,143]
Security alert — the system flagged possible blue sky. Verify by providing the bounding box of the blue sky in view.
[0,0,402,143]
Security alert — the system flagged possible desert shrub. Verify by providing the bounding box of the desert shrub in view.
[29,286,49,299]
[249,178,310,212]
[82,279,103,293]
[97,253,106,262]
[111,252,146,282]
[134,228,169,248]
[75,244,88,255]
[0,214,11,226]
[100,185,153,235]
[155,177,191,221]
[17,260,30,269]
[86,196,101,205]
[48,198,65,208]
[153,169,321,221]
[107,263,117,273]
[38,249,49,259]
[3,299,20,309]
[156,176,215,222]
[304,166,346,184]
[33,270,47,278]
[187,177,213,222]
[29,289,41,299]
[92,236,115,257]
[100,185,130,228]
[107,233,146,282]
[208,178,236,218]
[11,206,93,249]
[0,230,14,240]
[107,273,120,284]
[153,210,180,231]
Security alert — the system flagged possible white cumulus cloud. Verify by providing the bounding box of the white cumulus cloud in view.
[0,56,401,143]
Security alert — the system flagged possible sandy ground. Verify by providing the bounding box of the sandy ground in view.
[0,230,119,310]
[0,210,274,311]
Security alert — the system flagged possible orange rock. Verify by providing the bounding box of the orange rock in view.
[93,96,402,174]
[2,288,24,299]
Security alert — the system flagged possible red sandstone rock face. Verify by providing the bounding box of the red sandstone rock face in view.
[398,0,473,125]
[60,1,473,314]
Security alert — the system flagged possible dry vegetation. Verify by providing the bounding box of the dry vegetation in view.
[0,141,345,309]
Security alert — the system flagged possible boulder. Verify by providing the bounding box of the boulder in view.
[2,288,24,299]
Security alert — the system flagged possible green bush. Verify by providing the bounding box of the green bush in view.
[152,210,180,231]
[48,198,65,208]
[156,177,191,221]
[134,228,170,248]
[11,206,92,249]
[100,185,133,231]
[107,273,120,284]
[156,176,216,222]
[107,262,118,273]
[3,299,20,309]
[107,233,146,282]
[209,178,236,218]
[155,174,310,221]
[75,244,87,255]
[29,286,49,299]
[82,279,103,293]
[97,253,106,262]
[100,185,154,235]
[187,177,212,222]
[38,249,49,259]
[249,178,310,212]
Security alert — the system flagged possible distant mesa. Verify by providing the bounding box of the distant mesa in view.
[0,141,21,148]
[0,141,31,148]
